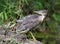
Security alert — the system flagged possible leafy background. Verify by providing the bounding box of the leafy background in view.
[0,0,60,44]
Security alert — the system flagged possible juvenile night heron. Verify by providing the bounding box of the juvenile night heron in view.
[16,10,48,33]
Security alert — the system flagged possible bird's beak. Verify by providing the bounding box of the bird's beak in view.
[34,10,48,16]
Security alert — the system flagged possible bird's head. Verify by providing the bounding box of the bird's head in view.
[34,10,48,22]
[34,10,48,16]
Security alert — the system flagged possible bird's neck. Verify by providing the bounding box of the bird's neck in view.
[38,15,46,22]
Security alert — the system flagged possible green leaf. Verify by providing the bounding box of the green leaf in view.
[1,12,4,21]
[4,12,8,20]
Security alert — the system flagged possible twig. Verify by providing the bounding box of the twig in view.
[29,31,37,41]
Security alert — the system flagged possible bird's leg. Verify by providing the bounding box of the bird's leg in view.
[29,31,37,41]
[20,28,37,41]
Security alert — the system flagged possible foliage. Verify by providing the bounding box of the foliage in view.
[0,0,60,44]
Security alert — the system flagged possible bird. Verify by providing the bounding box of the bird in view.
[16,10,48,34]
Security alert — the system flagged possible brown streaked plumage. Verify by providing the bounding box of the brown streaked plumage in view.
[16,10,48,33]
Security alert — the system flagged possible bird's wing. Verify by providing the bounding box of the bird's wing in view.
[16,19,40,33]
[16,15,40,33]
[23,14,39,20]
[17,15,33,23]
[22,15,39,24]
[17,14,39,24]
[21,18,39,30]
